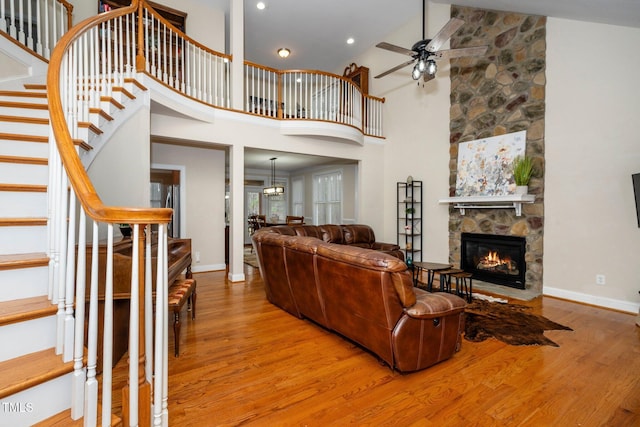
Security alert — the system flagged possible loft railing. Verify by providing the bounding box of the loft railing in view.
[0,0,73,59]
[244,61,385,137]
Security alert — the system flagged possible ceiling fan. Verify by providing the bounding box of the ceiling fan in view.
[374,1,488,82]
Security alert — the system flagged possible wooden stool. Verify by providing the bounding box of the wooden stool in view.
[450,271,473,303]
[437,268,463,293]
[168,278,197,357]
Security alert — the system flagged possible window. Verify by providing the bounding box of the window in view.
[313,170,342,225]
[291,176,304,216]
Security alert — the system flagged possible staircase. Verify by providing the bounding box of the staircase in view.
[0,74,143,424]
[0,85,76,425]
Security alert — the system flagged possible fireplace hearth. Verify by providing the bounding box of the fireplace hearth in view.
[461,233,526,289]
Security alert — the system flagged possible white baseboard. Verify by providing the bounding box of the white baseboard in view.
[191,263,225,273]
[227,271,245,282]
[543,286,640,314]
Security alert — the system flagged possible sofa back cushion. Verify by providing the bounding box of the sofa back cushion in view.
[292,225,324,239]
[342,224,376,248]
[319,224,345,244]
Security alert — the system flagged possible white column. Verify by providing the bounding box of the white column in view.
[227,144,246,282]
[229,0,244,111]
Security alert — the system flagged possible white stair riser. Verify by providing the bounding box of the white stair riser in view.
[0,373,72,427]
[0,106,49,119]
[0,315,56,362]
[0,191,48,217]
[0,139,49,158]
[0,162,48,185]
[0,226,47,254]
[0,120,50,137]
[0,267,49,302]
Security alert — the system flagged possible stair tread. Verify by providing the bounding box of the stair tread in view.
[0,114,49,124]
[0,183,47,192]
[0,132,48,143]
[0,217,47,226]
[0,90,47,98]
[0,252,49,270]
[0,100,48,109]
[34,405,123,427]
[0,348,73,399]
[0,295,56,327]
[0,154,48,165]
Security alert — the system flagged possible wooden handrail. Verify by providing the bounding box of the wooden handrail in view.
[47,0,172,225]
[57,0,74,30]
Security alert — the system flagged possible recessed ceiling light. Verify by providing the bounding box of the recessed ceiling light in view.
[256,2,266,10]
[346,38,354,45]
[277,48,290,58]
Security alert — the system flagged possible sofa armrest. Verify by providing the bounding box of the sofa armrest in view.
[404,288,466,319]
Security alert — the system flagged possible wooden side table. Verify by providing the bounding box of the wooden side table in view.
[412,261,452,292]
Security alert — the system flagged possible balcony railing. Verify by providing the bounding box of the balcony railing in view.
[244,62,384,137]
[0,0,73,59]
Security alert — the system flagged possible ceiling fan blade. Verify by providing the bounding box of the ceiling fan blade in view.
[376,42,416,56]
[432,45,488,60]
[425,17,465,53]
[374,59,416,79]
[423,72,435,83]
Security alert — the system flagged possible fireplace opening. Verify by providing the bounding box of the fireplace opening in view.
[461,232,526,289]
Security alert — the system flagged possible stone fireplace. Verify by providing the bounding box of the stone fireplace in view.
[448,7,546,296]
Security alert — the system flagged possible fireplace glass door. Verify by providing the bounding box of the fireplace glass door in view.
[461,233,526,289]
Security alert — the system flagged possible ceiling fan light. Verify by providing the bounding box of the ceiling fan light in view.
[412,65,421,80]
[426,60,437,75]
[417,59,426,72]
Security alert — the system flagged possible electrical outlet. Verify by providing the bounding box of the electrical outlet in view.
[195,251,201,263]
[596,274,606,285]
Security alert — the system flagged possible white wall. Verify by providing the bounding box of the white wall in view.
[88,107,151,209]
[354,3,453,261]
[151,142,226,272]
[544,18,640,311]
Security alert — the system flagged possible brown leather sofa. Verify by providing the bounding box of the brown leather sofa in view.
[252,227,466,372]
[266,224,405,260]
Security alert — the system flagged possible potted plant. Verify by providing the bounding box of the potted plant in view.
[512,155,534,194]
[405,207,415,219]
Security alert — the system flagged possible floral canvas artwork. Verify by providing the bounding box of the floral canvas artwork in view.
[455,131,526,196]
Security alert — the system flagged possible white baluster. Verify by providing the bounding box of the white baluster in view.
[145,227,153,384]
[129,224,140,426]
[63,190,76,362]
[84,222,100,427]
[153,224,165,426]
[55,172,69,355]
[35,0,42,55]
[71,209,86,420]
[101,224,114,427]
[18,0,25,44]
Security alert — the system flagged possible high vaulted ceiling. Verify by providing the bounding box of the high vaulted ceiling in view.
[201,0,640,73]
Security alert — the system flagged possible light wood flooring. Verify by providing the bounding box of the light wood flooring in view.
[111,265,639,426]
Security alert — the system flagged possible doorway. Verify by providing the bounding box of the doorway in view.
[151,166,184,238]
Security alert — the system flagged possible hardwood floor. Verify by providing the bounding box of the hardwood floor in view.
[119,265,639,426]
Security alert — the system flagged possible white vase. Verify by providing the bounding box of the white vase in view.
[515,185,528,195]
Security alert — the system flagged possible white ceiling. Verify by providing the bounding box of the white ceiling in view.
[186,0,640,171]
[201,0,640,73]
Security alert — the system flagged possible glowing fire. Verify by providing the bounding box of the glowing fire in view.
[477,251,517,273]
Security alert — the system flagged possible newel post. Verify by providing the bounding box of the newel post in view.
[136,0,146,72]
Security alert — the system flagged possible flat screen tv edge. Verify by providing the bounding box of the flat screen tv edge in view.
[632,173,640,228]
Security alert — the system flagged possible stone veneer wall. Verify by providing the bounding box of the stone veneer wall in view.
[448,6,546,295]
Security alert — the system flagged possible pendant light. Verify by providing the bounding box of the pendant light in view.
[263,157,284,196]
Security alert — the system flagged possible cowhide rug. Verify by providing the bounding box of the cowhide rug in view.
[464,299,573,347]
